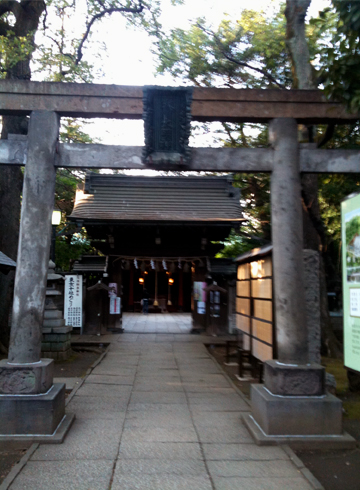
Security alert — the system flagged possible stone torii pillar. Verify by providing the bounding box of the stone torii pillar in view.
[0,111,74,441]
[269,118,308,364]
[243,118,353,447]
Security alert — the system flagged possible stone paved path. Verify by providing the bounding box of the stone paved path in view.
[122,312,192,333]
[9,333,314,490]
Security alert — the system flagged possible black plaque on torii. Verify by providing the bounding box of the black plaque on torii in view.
[142,86,193,167]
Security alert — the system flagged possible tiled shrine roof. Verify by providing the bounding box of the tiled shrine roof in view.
[70,173,243,224]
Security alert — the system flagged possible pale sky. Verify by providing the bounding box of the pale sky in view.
[35,0,331,147]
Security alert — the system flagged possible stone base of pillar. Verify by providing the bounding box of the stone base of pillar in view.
[0,359,54,395]
[264,359,325,396]
[0,382,75,443]
[251,383,343,435]
[41,325,72,361]
[243,360,356,449]
[242,410,356,450]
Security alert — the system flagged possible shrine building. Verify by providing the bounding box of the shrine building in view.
[69,172,243,331]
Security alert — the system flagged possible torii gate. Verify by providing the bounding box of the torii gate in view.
[0,80,358,446]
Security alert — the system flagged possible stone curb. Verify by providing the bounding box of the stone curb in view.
[65,342,110,407]
[204,343,251,408]
[0,443,39,490]
[282,445,325,490]
[0,343,111,490]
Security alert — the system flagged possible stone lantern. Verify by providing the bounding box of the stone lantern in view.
[41,260,72,360]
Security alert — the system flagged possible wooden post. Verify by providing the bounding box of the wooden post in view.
[178,270,183,311]
[129,265,134,310]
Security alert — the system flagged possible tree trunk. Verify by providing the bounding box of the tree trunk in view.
[0,1,46,347]
[285,0,313,90]
[285,0,342,358]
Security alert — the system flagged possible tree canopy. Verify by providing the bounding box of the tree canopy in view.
[311,0,360,112]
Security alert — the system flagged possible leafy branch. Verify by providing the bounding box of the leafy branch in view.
[76,1,145,65]
[196,22,286,89]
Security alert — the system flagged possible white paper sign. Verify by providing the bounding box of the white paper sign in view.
[108,283,117,297]
[110,296,121,314]
[197,301,206,315]
[64,275,83,328]
[350,288,360,317]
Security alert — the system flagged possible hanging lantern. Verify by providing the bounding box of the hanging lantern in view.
[134,258,138,269]
[162,259,167,270]
[151,259,155,269]
[139,277,144,285]
[168,277,174,285]
[178,259,182,269]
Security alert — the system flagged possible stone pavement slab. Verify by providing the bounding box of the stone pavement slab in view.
[125,411,193,428]
[86,374,136,385]
[30,418,123,461]
[76,382,132,396]
[53,377,82,390]
[202,443,289,460]
[207,459,303,478]
[126,402,193,413]
[129,391,187,404]
[9,460,114,490]
[115,458,207,476]
[66,394,130,417]
[118,441,203,460]
[212,477,313,490]
[9,326,318,490]
[196,426,254,443]
[91,365,137,376]
[132,381,184,392]
[111,474,213,490]
[120,426,199,443]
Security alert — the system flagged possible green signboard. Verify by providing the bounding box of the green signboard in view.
[341,193,360,374]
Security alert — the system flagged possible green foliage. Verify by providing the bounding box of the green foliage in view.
[60,119,99,144]
[55,231,92,271]
[0,0,169,269]
[215,228,267,259]
[319,173,360,248]
[0,31,33,78]
[156,7,292,88]
[310,2,360,111]
[53,119,102,270]
[216,171,271,258]
[155,7,286,258]
[317,124,360,275]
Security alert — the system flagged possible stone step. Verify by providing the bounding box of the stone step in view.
[44,310,62,319]
[43,319,66,328]
[42,326,72,335]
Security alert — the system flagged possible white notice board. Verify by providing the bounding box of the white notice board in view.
[110,296,121,314]
[64,275,83,329]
